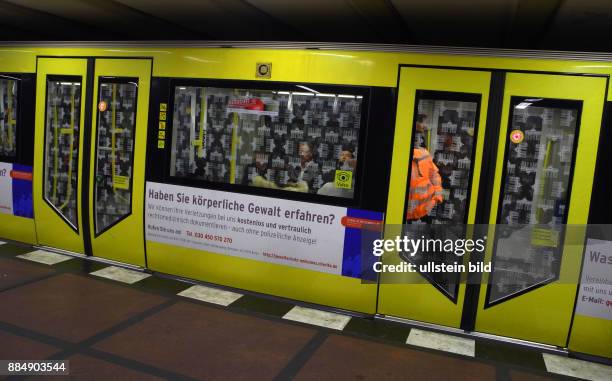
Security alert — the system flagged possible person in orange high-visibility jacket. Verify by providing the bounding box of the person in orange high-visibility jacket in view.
[406,147,444,221]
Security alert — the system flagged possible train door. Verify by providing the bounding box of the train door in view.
[33,57,151,266]
[34,58,88,253]
[377,67,491,328]
[474,73,606,346]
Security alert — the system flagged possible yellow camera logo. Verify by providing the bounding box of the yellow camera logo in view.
[334,170,353,189]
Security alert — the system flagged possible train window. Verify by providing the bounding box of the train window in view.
[498,99,579,226]
[169,86,363,199]
[487,98,581,305]
[0,77,18,158]
[93,78,138,235]
[407,92,480,224]
[43,77,82,230]
[402,91,481,302]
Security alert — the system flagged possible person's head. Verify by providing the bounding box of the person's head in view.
[339,143,355,162]
[416,114,427,132]
[299,141,314,164]
[254,152,269,174]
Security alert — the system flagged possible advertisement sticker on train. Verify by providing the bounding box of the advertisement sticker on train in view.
[144,181,382,278]
[576,238,612,321]
[0,162,33,218]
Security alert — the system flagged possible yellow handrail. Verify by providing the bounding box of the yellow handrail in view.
[110,83,129,203]
[535,138,554,223]
[198,89,206,157]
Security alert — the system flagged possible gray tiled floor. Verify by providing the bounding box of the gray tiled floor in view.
[1,240,611,381]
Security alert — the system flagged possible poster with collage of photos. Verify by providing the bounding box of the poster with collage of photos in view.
[170,86,363,198]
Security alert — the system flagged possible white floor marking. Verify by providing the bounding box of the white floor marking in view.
[177,284,243,306]
[544,353,612,381]
[90,266,151,284]
[17,250,73,265]
[406,328,475,357]
[282,306,351,330]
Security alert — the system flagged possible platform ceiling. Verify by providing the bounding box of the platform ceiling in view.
[0,0,611,52]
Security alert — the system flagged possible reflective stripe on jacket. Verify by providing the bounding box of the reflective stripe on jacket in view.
[407,148,444,220]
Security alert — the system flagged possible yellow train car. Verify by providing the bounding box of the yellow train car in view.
[0,42,610,361]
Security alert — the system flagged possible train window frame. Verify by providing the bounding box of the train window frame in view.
[0,74,22,163]
[163,78,371,208]
[41,74,84,232]
[494,96,583,228]
[402,90,483,226]
[92,76,140,237]
[400,89,483,304]
[484,96,583,308]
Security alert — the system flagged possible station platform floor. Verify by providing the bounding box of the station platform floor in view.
[1,240,611,381]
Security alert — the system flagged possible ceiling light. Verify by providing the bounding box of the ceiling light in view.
[296,85,319,93]
[515,102,532,109]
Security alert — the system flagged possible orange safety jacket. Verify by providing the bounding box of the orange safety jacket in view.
[407,147,444,220]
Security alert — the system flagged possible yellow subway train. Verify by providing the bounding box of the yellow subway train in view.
[0,42,610,361]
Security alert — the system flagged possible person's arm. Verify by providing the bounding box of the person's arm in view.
[252,175,279,189]
[285,180,309,193]
[428,159,444,203]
